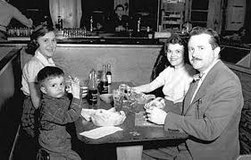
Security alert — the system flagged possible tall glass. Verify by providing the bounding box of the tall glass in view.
[112,89,123,111]
[80,79,89,99]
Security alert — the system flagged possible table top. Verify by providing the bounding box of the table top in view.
[75,110,188,145]
[75,82,188,145]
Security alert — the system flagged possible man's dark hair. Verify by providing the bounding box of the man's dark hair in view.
[37,66,64,85]
[189,26,220,49]
[115,4,124,11]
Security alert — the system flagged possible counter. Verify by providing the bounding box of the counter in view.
[5,30,161,45]
[17,42,162,85]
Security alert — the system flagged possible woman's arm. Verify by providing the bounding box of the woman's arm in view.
[133,79,163,93]
[28,82,41,109]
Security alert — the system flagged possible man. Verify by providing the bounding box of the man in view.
[0,0,33,40]
[145,27,244,160]
[111,4,129,32]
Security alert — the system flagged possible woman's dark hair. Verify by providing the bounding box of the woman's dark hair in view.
[25,24,55,55]
[164,33,189,64]
[164,33,186,51]
[37,66,64,85]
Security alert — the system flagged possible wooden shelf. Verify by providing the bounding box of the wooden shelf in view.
[160,1,185,31]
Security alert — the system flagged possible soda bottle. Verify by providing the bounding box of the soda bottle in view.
[88,69,98,105]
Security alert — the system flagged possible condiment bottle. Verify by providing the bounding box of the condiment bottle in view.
[88,69,98,105]
[106,63,112,85]
[106,63,112,93]
[100,64,108,94]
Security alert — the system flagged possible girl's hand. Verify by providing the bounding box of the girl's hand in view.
[144,97,165,110]
[131,87,142,94]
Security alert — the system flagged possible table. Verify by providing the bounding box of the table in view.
[75,82,188,160]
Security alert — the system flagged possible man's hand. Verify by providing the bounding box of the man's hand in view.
[145,107,167,125]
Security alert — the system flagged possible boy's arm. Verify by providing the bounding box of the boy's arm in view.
[41,97,82,125]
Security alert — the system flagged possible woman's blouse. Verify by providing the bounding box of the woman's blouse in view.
[151,64,196,103]
[21,50,55,96]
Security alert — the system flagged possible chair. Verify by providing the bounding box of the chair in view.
[150,46,169,98]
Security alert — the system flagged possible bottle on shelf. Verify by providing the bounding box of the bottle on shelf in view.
[100,64,108,94]
[88,68,98,106]
[137,17,141,32]
[57,16,63,30]
[90,16,93,32]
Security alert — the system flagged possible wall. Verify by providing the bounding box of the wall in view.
[227,63,251,154]
[21,44,162,86]
[225,0,246,31]
[0,48,23,159]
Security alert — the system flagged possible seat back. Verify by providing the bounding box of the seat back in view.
[236,155,251,160]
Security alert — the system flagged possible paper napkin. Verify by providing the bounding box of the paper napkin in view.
[79,126,123,139]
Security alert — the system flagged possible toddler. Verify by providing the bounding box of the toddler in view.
[37,66,82,160]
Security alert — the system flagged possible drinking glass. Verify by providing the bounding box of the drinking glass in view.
[65,76,73,93]
[80,79,89,99]
[112,89,123,111]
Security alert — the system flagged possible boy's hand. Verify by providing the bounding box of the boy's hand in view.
[70,77,81,99]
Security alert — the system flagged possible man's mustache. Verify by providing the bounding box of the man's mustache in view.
[191,57,201,61]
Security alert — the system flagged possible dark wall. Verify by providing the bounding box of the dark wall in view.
[244,0,251,42]
[9,0,50,26]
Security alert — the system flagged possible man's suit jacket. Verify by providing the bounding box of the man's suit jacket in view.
[164,60,244,160]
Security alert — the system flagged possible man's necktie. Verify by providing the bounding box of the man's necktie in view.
[185,73,204,105]
[189,73,204,104]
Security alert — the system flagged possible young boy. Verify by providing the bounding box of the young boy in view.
[36,66,82,160]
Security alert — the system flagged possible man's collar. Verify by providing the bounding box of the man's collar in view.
[193,73,205,81]
[193,59,219,82]
[200,59,219,77]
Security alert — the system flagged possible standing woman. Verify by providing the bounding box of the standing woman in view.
[0,0,33,40]
[20,24,57,158]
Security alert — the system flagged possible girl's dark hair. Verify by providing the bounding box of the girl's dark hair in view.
[25,24,55,55]
[164,33,189,63]
[37,66,64,85]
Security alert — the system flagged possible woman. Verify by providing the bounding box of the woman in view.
[20,24,57,159]
[133,34,196,106]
